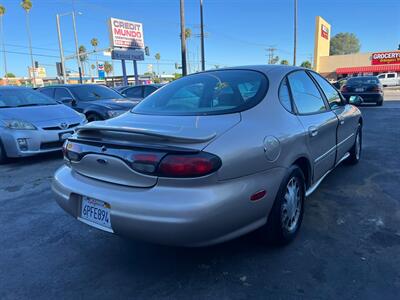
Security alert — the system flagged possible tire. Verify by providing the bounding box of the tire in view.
[0,140,8,164]
[261,165,305,245]
[346,125,362,165]
[376,100,383,106]
[86,113,102,122]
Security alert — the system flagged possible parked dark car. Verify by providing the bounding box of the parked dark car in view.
[38,84,140,121]
[332,77,347,90]
[340,76,384,106]
[117,84,163,100]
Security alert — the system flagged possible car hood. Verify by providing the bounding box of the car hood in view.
[77,112,242,150]
[89,98,141,110]
[0,104,82,124]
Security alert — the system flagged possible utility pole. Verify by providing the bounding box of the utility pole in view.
[0,14,8,85]
[25,11,36,87]
[200,0,205,71]
[72,11,83,83]
[266,47,277,64]
[180,0,187,76]
[56,14,67,84]
[293,0,297,66]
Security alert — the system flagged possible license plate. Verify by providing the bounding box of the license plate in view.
[59,131,73,141]
[355,88,364,92]
[79,197,112,231]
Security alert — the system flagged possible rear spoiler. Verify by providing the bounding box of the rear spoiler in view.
[76,124,217,143]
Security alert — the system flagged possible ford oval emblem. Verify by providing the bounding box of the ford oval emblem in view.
[96,158,108,165]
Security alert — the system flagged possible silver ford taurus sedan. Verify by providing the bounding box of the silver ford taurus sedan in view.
[0,87,86,163]
[52,65,362,246]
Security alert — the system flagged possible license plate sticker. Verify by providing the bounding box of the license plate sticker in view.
[80,197,112,230]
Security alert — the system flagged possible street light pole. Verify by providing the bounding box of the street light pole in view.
[200,0,205,71]
[0,15,8,85]
[180,0,187,76]
[56,14,67,84]
[293,0,297,66]
[72,11,83,83]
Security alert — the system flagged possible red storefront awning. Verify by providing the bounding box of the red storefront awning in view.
[336,64,400,74]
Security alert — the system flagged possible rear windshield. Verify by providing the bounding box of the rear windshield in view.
[132,70,268,115]
[346,77,380,85]
[69,85,124,101]
[0,89,57,108]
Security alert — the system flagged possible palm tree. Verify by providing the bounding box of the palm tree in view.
[0,5,7,84]
[90,38,98,81]
[21,0,36,87]
[154,53,161,79]
[104,62,112,75]
[280,59,289,65]
[78,45,87,76]
[185,28,192,73]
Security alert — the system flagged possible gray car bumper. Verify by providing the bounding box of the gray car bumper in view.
[1,128,75,157]
[52,165,286,246]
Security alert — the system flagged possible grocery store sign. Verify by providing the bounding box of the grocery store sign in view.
[109,17,144,49]
[371,51,400,65]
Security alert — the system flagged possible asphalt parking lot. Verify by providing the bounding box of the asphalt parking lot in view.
[1,98,400,299]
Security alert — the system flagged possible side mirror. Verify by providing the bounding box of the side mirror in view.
[60,97,76,106]
[349,95,363,106]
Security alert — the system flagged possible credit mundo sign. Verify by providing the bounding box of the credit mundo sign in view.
[371,51,400,65]
[109,18,144,49]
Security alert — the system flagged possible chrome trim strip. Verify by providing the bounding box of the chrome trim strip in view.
[337,133,355,148]
[306,152,350,197]
[314,133,354,164]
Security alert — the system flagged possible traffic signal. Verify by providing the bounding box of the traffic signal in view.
[145,46,150,56]
[34,61,39,68]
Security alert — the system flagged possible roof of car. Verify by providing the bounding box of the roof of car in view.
[39,84,107,89]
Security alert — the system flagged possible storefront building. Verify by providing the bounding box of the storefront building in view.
[313,16,400,80]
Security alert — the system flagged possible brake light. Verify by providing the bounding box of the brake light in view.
[341,85,349,93]
[63,141,82,161]
[130,153,163,174]
[158,153,221,178]
[372,86,382,92]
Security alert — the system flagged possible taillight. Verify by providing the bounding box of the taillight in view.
[158,152,221,178]
[372,85,382,92]
[341,85,349,93]
[130,153,164,174]
[63,141,82,161]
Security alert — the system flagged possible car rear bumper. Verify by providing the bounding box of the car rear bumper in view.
[52,165,286,246]
[0,128,75,157]
[342,92,383,103]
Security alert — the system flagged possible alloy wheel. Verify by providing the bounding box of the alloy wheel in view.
[281,177,302,233]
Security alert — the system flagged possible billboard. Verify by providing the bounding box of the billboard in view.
[371,51,400,65]
[109,18,144,49]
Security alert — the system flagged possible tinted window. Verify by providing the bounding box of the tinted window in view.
[387,74,395,78]
[0,89,57,108]
[310,72,342,109]
[377,75,385,79]
[279,78,292,112]
[125,86,143,98]
[40,88,54,98]
[133,70,268,115]
[69,85,124,101]
[347,77,380,85]
[287,71,326,114]
[144,86,158,97]
[54,88,72,100]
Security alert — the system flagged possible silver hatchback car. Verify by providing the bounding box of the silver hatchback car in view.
[0,87,86,163]
[53,66,362,246]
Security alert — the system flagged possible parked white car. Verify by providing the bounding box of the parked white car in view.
[377,73,400,87]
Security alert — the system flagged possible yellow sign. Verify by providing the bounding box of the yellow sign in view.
[28,67,47,78]
[314,16,331,72]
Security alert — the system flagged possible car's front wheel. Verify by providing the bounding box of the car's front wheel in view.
[261,165,305,245]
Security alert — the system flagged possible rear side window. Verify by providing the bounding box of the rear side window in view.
[287,71,327,114]
[133,70,268,115]
[144,86,157,97]
[310,72,342,109]
[279,78,292,112]
[387,74,395,78]
[54,88,72,100]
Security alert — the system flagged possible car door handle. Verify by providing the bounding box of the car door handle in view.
[338,116,345,125]
[308,126,319,137]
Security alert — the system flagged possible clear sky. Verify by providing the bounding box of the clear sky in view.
[1,0,399,77]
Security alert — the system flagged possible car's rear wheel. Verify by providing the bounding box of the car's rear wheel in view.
[261,165,305,245]
[346,125,362,165]
[0,140,8,164]
[86,113,102,122]
[376,100,383,106]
